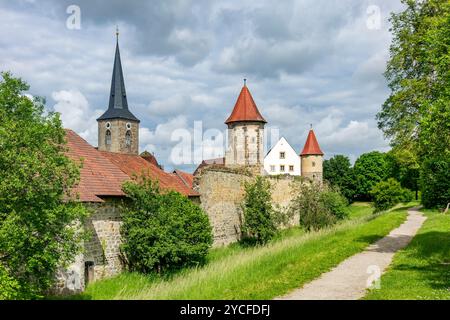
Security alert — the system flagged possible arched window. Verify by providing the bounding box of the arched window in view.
[125,130,132,147]
[105,130,112,145]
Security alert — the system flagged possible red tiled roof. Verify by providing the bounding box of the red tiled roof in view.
[140,151,159,167]
[100,151,199,197]
[173,169,195,189]
[300,129,324,156]
[65,130,198,202]
[225,85,266,124]
[65,129,129,202]
[194,157,225,175]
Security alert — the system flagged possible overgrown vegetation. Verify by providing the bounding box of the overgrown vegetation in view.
[241,176,291,245]
[289,182,348,231]
[365,209,450,300]
[73,205,408,300]
[0,72,88,299]
[120,176,213,274]
[370,178,413,212]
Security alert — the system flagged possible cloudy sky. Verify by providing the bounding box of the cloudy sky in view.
[0,0,405,172]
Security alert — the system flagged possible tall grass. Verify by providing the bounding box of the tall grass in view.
[78,206,408,300]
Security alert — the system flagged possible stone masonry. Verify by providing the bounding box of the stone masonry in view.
[194,166,302,246]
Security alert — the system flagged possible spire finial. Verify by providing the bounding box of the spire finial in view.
[116,25,119,42]
[310,123,313,129]
[243,78,247,86]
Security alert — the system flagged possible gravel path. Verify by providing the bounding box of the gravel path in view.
[277,207,426,300]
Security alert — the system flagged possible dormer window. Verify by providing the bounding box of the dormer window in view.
[105,130,112,145]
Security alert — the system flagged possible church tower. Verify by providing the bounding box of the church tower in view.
[300,127,324,182]
[225,80,266,167]
[97,29,140,155]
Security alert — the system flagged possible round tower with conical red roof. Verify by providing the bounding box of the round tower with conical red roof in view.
[224,80,267,167]
[300,127,324,182]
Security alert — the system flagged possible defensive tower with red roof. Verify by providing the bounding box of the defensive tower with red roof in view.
[300,126,324,182]
[224,80,266,167]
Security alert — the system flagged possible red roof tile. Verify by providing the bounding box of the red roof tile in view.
[225,85,266,124]
[65,130,199,202]
[65,130,129,202]
[300,129,324,156]
[173,169,195,189]
[100,151,199,197]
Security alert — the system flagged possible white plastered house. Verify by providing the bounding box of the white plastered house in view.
[264,137,301,176]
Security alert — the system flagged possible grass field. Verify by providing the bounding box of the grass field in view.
[364,208,450,300]
[72,203,408,300]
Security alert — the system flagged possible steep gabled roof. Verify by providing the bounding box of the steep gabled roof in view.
[225,84,266,124]
[97,39,139,122]
[300,129,324,156]
[65,129,129,202]
[100,151,199,197]
[65,130,198,202]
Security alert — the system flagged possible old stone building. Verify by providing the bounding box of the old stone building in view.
[224,80,266,168]
[59,33,324,294]
[300,128,324,181]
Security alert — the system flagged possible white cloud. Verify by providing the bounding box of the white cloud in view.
[52,90,103,145]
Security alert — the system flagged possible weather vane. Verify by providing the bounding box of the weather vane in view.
[116,25,119,41]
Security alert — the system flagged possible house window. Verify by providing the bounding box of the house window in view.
[270,165,275,172]
[280,165,285,172]
[280,152,285,159]
[312,161,316,167]
[289,165,294,172]
[105,129,112,145]
[125,130,132,147]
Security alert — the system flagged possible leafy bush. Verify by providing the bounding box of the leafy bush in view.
[0,72,88,299]
[289,182,338,231]
[370,178,413,212]
[120,177,213,274]
[353,151,389,201]
[241,176,277,245]
[320,188,349,220]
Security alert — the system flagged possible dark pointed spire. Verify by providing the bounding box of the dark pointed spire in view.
[97,29,139,122]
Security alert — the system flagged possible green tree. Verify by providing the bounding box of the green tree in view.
[377,0,450,208]
[353,151,389,201]
[385,149,420,200]
[370,178,413,212]
[289,182,347,231]
[241,176,277,245]
[0,72,88,299]
[323,155,356,202]
[120,176,213,274]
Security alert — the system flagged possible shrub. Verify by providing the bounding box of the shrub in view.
[120,176,213,274]
[320,188,349,220]
[241,176,277,245]
[289,182,337,231]
[370,178,412,212]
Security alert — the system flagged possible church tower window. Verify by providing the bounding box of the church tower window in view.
[105,130,112,145]
[125,130,131,147]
